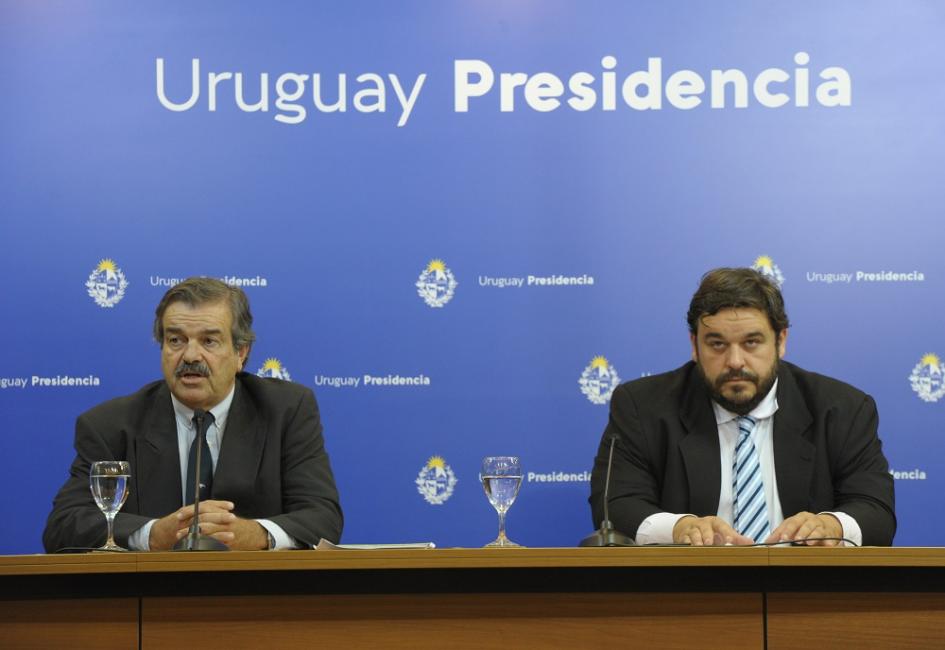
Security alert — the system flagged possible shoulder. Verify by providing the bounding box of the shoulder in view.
[236,372,316,408]
[612,362,695,409]
[778,361,877,421]
[79,379,167,421]
[779,361,873,410]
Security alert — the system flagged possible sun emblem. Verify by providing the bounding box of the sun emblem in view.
[909,353,945,403]
[751,254,784,287]
[257,357,291,381]
[416,455,458,505]
[416,258,458,308]
[85,258,129,308]
[579,356,621,405]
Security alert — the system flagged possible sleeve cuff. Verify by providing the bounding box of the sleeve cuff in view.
[128,519,156,551]
[255,519,298,550]
[635,512,693,545]
[821,511,862,547]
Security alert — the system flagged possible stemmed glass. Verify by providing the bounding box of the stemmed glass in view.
[480,456,523,548]
[89,461,131,551]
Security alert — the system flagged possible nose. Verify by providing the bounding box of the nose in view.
[182,338,204,363]
[724,345,745,369]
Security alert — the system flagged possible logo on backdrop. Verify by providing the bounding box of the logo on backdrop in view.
[909,353,945,403]
[257,358,291,381]
[86,259,129,308]
[752,255,784,288]
[579,356,621,405]
[416,259,458,308]
[416,456,458,505]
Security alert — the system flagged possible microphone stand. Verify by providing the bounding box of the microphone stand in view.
[173,409,229,552]
[579,435,634,547]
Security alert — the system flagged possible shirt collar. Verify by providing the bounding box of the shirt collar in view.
[712,377,779,425]
[170,383,236,433]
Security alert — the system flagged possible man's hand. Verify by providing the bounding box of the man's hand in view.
[673,515,754,546]
[182,512,269,550]
[765,512,843,546]
[149,500,268,551]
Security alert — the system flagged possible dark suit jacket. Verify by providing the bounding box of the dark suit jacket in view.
[590,361,896,546]
[43,372,343,552]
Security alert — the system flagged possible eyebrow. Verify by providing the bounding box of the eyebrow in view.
[703,331,766,340]
[164,326,224,336]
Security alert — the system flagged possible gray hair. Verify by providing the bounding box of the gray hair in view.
[153,277,256,363]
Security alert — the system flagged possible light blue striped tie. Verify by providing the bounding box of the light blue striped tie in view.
[733,415,770,543]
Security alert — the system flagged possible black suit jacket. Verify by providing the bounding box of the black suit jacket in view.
[590,361,896,546]
[43,372,343,552]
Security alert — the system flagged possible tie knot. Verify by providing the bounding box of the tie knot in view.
[192,410,215,432]
[737,415,757,436]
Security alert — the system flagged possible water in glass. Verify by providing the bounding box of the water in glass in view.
[480,456,523,548]
[91,473,129,515]
[89,460,131,551]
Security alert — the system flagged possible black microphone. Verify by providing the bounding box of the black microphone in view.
[579,434,634,547]
[173,409,229,552]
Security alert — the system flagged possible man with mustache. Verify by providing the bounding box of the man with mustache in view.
[43,277,342,551]
[589,267,895,546]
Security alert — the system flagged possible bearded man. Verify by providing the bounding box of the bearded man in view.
[589,267,895,546]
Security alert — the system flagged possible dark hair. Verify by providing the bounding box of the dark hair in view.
[153,277,256,362]
[687,267,789,336]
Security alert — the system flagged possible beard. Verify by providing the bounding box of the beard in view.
[697,355,779,416]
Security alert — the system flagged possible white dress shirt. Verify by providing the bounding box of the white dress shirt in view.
[127,385,297,550]
[634,379,862,546]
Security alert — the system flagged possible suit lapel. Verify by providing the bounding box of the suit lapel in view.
[772,364,815,517]
[214,377,266,498]
[135,384,185,515]
[678,364,723,516]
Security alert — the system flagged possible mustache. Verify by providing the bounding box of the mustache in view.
[715,368,757,388]
[175,361,210,378]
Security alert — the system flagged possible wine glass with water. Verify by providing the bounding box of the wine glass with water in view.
[480,456,523,548]
[89,461,131,551]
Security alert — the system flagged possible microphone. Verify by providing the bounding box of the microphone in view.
[173,409,229,552]
[579,434,634,547]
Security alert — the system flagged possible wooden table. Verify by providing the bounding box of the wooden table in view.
[2,547,944,649]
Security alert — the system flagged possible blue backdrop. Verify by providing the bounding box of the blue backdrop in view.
[1,1,943,553]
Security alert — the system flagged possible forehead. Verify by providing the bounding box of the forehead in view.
[697,307,773,337]
[162,300,232,334]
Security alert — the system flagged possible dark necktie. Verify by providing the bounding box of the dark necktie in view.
[185,411,215,505]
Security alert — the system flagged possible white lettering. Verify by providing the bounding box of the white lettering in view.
[207,71,233,112]
[234,72,268,112]
[274,73,307,124]
[389,74,426,127]
[710,69,748,108]
[817,66,852,106]
[665,69,704,110]
[454,59,494,112]
[0,377,29,389]
[155,58,200,111]
[353,73,385,113]
[524,72,564,112]
[754,67,790,108]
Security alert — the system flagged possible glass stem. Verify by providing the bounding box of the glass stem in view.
[106,512,117,548]
[497,510,507,541]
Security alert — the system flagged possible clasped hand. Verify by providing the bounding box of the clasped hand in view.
[149,500,269,551]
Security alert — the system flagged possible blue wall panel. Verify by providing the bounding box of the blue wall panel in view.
[1,1,943,552]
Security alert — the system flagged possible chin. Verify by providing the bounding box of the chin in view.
[724,389,756,403]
